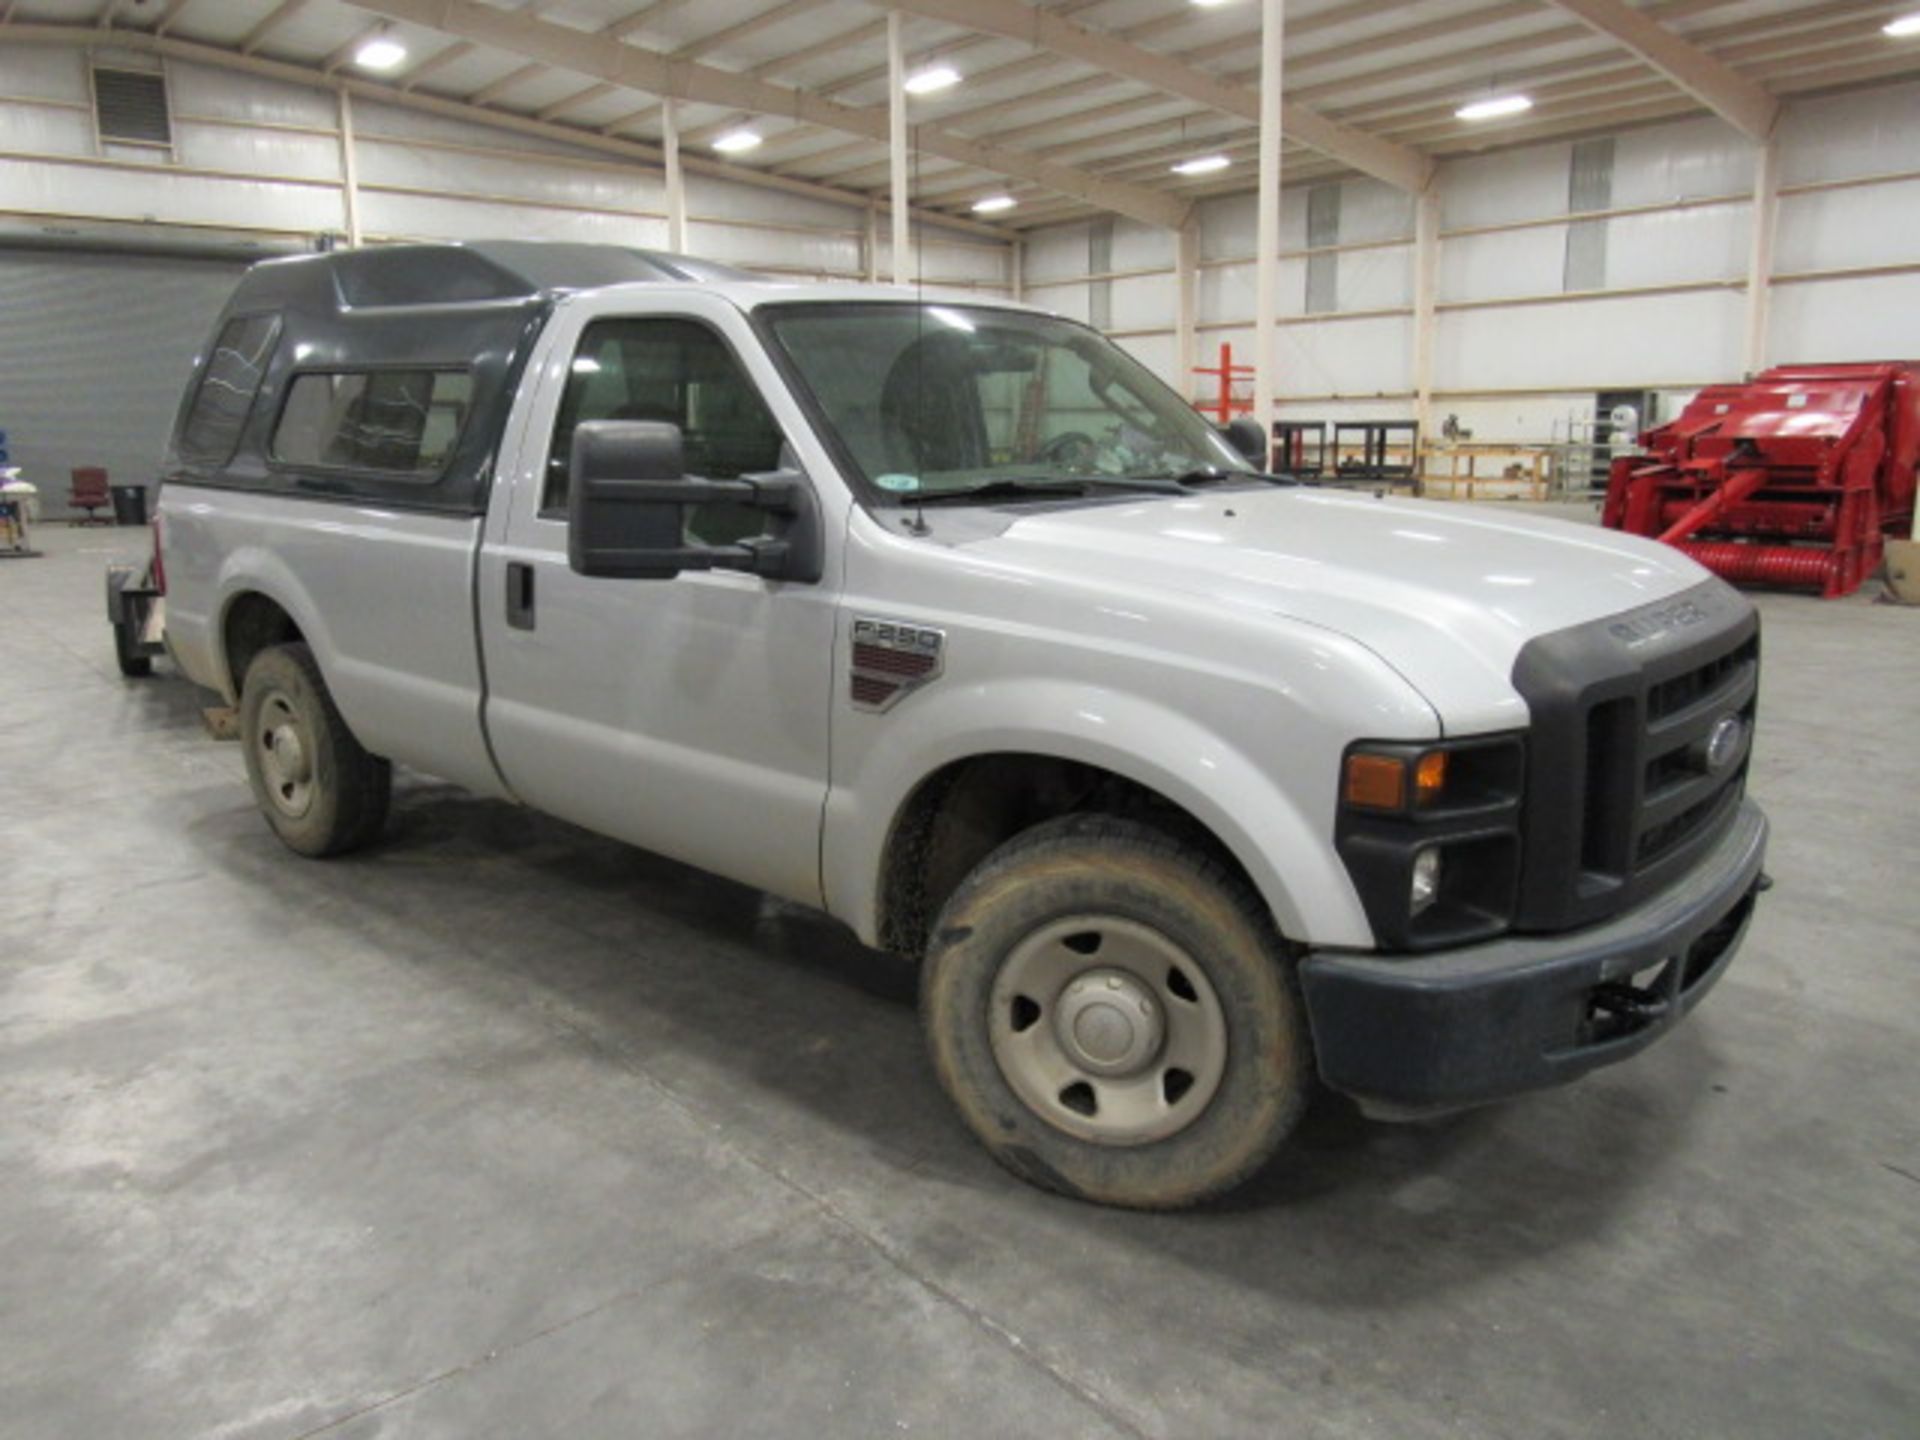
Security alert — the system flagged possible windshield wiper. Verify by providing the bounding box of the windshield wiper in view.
[1137,467,1298,488]
[912,475,1188,505]
[912,478,1091,505]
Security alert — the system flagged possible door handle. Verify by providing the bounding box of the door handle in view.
[506,561,536,630]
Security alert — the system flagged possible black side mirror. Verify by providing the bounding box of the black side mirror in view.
[1222,416,1269,465]
[567,420,823,584]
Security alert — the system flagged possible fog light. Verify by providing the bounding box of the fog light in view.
[1410,847,1442,915]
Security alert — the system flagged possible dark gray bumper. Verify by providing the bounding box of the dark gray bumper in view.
[1299,800,1768,1115]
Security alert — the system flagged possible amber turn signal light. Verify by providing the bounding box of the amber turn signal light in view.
[1414,750,1448,805]
[1344,754,1406,811]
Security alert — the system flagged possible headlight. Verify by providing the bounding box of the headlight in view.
[1336,736,1526,951]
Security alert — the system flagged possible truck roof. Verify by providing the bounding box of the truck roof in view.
[231,240,1039,317]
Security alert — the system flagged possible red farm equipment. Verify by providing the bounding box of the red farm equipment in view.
[1602,363,1920,598]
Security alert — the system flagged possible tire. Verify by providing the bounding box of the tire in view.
[238,642,391,858]
[922,814,1310,1210]
[113,619,152,678]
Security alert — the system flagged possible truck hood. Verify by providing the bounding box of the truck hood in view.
[975,487,1710,734]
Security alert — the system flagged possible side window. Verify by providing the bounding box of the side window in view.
[272,370,473,477]
[178,314,279,463]
[545,317,785,545]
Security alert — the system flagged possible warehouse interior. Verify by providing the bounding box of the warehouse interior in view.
[2,1,1918,1436]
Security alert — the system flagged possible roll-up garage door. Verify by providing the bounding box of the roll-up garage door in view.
[0,245,250,517]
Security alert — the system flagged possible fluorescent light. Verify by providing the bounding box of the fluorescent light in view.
[354,36,408,71]
[1171,154,1231,176]
[712,129,763,155]
[1190,0,1234,7]
[904,65,961,95]
[1885,12,1920,36]
[1456,94,1533,121]
[972,194,1016,214]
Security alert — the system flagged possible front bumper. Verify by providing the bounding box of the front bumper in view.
[1299,799,1767,1116]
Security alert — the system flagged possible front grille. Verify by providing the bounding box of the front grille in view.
[1511,580,1759,933]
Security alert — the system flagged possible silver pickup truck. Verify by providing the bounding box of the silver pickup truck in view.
[148,241,1767,1208]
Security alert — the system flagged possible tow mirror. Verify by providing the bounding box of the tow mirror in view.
[567,420,823,584]
[1222,416,1269,465]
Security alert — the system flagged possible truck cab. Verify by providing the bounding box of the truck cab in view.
[155,242,1767,1208]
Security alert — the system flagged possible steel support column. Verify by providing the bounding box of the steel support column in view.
[1412,184,1440,437]
[887,10,910,286]
[1176,221,1198,403]
[336,87,362,247]
[1743,138,1779,377]
[1252,0,1283,440]
[662,98,687,254]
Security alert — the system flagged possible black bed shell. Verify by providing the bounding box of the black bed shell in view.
[161,242,752,517]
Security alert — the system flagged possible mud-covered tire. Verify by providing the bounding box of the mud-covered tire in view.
[239,642,390,857]
[922,815,1310,1209]
[113,619,152,678]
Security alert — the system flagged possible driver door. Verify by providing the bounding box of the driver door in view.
[477,293,838,907]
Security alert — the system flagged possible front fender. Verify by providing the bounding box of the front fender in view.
[823,678,1389,953]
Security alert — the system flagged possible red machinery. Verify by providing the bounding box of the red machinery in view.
[1602,363,1920,598]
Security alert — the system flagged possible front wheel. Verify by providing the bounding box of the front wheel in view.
[922,815,1310,1209]
[239,642,390,857]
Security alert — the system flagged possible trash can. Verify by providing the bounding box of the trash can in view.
[111,484,148,527]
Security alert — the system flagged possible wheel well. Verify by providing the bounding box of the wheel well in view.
[222,592,303,696]
[876,753,1264,958]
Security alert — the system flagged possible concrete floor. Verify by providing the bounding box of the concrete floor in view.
[4,519,1918,1440]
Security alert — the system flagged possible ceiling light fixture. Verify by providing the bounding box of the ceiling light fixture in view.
[1171,155,1231,176]
[904,64,961,95]
[712,129,763,155]
[1884,12,1920,36]
[1189,0,1235,8]
[972,194,1016,214]
[1456,93,1533,121]
[354,35,408,71]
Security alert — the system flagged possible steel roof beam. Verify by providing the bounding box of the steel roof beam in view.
[1542,0,1778,140]
[344,0,1188,225]
[871,0,1433,192]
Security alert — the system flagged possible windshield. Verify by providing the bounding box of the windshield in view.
[759,302,1254,501]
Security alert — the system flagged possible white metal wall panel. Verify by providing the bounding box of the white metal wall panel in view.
[1115,332,1175,380]
[1110,272,1174,331]
[1777,78,1920,186]
[1769,273,1920,365]
[1610,115,1756,206]
[1110,218,1174,271]
[1337,178,1413,246]
[1278,314,1414,397]
[167,59,337,129]
[1440,143,1573,230]
[1337,245,1412,310]
[1023,223,1093,283]
[0,44,86,101]
[0,246,246,512]
[176,120,344,184]
[357,138,655,213]
[1440,227,1566,303]
[0,157,339,233]
[1607,204,1748,288]
[0,102,95,159]
[1436,290,1743,391]
[1775,180,1920,275]
[1201,257,1308,324]
[360,191,656,245]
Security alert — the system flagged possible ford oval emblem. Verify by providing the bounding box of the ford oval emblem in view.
[1704,715,1746,774]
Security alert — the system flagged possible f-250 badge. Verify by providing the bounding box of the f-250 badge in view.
[850,617,945,712]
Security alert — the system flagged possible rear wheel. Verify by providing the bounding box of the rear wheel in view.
[112,619,151,678]
[239,642,390,857]
[921,815,1310,1209]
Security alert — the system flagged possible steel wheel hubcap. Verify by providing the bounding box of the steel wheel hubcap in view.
[259,694,315,818]
[990,916,1228,1147]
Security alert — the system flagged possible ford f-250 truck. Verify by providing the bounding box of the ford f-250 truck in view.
[150,241,1767,1208]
